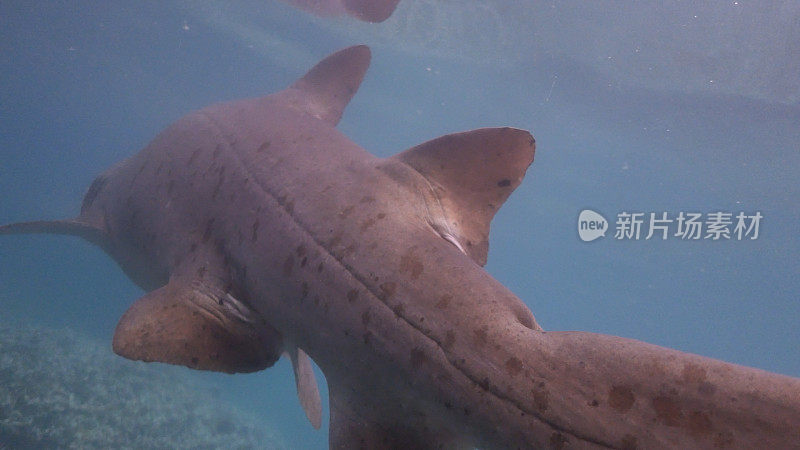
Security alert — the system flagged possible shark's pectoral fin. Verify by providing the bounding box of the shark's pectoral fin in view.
[0,218,110,247]
[112,279,282,374]
[288,45,371,126]
[288,345,323,429]
[394,127,535,266]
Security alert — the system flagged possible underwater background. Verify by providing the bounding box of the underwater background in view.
[1,1,798,448]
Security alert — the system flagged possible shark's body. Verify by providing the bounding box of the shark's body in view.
[2,46,799,448]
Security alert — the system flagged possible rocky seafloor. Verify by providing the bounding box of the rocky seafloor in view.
[0,322,285,449]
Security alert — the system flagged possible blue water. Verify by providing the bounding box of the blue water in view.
[1,1,798,448]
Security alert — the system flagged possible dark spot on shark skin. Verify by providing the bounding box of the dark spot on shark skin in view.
[698,382,717,396]
[340,205,355,218]
[197,266,207,279]
[360,217,377,232]
[359,195,375,203]
[713,431,734,448]
[505,357,523,376]
[473,326,488,347]
[301,282,309,300]
[283,255,294,277]
[608,385,635,413]
[589,399,600,407]
[300,256,308,267]
[687,410,713,437]
[682,363,707,384]
[285,200,294,214]
[317,262,324,273]
[296,245,307,256]
[399,250,424,280]
[621,434,638,450]
[189,148,201,165]
[203,219,215,243]
[342,243,358,257]
[190,243,198,253]
[257,140,270,153]
[443,330,456,349]
[212,144,222,159]
[347,289,358,303]
[497,178,512,187]
[652,395,683,426]
[410,348,426,370]
[379,282,396,300]
[436,294,452,309]
[682,363,717,396]
[213,168,227,199]
[362,331,372,345]
[533,388,549,412]
[393,303,405,316]
[361,310,370,325]
[437,373,453,385]
[191,357,199,365]
[550,432,568,449]
[251,220,259,242]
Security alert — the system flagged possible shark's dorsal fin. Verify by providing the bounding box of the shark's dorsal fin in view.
[112,279,283,374]
[289,45,371,125]
[394,127,535,266]
[288,344,323,429]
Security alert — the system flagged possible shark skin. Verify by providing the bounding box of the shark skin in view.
[2,45,800,448]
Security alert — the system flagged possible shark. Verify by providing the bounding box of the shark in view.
[282,0,401,22]
[2,45,799,448]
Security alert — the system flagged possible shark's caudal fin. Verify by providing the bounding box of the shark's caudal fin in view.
[289,45,371,126]
[394,127,535,266]
[112,279,283,374]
